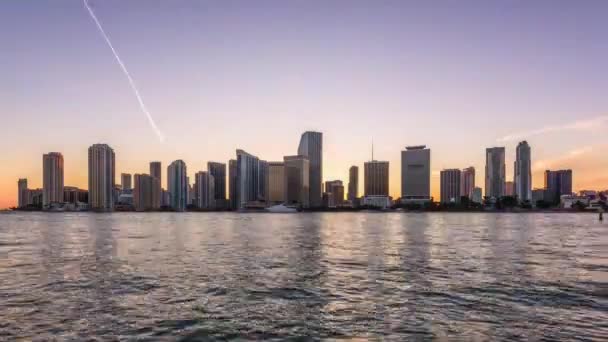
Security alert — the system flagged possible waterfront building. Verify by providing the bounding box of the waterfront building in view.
[207,162,226,202]
[63,186,88,204]
[284,155,310,208]
[460,167,475,199]
[258,160,268,202]
[43,152,64,207]
[149,162,162,209]
[298,131,323,207]
[134,174,154,211]
[485,147,506,199]
[121,173,132,190]
[18,179,28,208]
[347,166,359,202]
[364,160,389,196]
[167,160,188,211]
[545,169,573,204]
[195,171,215,209]
[532,188,546,206]
[325,180,345,207]
[440,169,461,204]
[471,187,483,204]
[361,195,391,209]
[88,144,115,211]
[228,159,238,209]
[401,145,431,202]
[266,162,285,205]
[236,150,260,209]
[514,141,532,202]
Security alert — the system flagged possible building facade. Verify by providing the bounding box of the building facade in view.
[43,152,64,207]
[297,131,322,207]
[348,165,358,202]
[194,171,215,209]
[284,155,310,208]
[228,159,238,210]
[460,167,475,199]
[134,174,154,211]
[18,178,28,208]
[88,144,115,211]
[401,146,431,200]
[440,169,462,204]
[514,141,532,202]
[364,160,389,196]
[149,161,162,209]
[121,173,132,190]
[325,180,344,207]
[505,181,514,196]
[544,169,573,204]
[168,160,188,211]
[266,162,285,204]
[258,160,268,202]
[485,147,506,199]
[471,187,483,204]
[236,150,260,209]
[207,162,226,202]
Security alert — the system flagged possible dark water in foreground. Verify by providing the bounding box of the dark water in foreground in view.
[0,212,606,341]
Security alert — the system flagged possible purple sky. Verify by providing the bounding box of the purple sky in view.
[2,0,607,207]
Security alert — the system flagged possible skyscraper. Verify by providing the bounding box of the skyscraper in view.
[18,178,28,208]
[134,174,153,211]
[207,162,226,203]
[43,152,64,207]
[348,166,359,201]
[401,146,431,200]
[121,173,132,190]
[485,147,505,199]
[258,160,268,202]
[325,180,344,207]
[167,160,188,211]
[440,169,461,204]
[364,160,389,196]
[236,150,260,209]
[545,169,573,203]
[460,166,475,199]
[266,162,285,204]
[194,171,215,209]
[284,155,310,208]
[514,141,532,202]
[149,162,162,209]
[297,131,322,208]
[228,159,238,210]
[88,144,115,211]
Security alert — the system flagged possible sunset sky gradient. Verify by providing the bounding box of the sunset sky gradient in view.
[1,0,607,208]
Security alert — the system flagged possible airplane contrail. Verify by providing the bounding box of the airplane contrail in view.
[83,0,165,142]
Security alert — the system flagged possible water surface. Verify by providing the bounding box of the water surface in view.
[1,212,606,340]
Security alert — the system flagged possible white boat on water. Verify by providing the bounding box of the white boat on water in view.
[265,204,298,213]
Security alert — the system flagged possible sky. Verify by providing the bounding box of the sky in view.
[1,0,607,208]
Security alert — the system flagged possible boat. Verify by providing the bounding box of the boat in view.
[265,204,298,213]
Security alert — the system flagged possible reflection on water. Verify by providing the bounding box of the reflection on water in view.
[0,212,606,340]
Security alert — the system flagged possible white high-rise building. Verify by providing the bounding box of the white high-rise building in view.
[440,169,461,204]
[485,147,505,199]
[168,160,188,211]
[43,152,64,207]
[88,144,115,211]
[401,146,431,200]
[514,141,532,202]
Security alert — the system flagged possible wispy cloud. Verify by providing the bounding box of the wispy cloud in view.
[533,145,596,171]
[497,116,608,142]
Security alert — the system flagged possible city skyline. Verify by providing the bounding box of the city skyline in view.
[2,1,608,208]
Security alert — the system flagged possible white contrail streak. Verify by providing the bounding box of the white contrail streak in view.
[83,0,165,142]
